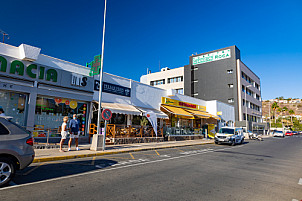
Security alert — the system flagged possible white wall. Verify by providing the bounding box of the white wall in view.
[206,100,235,124]
[0,42,90,76]
[140,67,184,92]
[94,73,167,110]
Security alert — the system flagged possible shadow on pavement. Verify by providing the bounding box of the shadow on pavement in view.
[12,158,118,185]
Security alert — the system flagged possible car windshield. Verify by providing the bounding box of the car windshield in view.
[219,128,234,134]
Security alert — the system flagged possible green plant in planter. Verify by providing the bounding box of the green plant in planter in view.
[140,117,149,126]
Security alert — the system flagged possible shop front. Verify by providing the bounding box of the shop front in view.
[160,97,219,138]
[91,73,169,144]
[0,43,94,142]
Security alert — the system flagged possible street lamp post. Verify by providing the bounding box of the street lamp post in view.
[91,0,107,151]
[245,85,252,132]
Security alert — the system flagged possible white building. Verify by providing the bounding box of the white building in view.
[140,67,184,94]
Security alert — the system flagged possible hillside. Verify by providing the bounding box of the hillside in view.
[262,99,302,117]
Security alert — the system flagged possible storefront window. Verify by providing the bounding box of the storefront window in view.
[109,113,126,125]
[0,90,27,126]
[34,96,88,137]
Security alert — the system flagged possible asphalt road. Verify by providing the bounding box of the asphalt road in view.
[1,136,302,201]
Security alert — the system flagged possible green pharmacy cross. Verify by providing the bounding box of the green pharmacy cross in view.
[86,55,101,76]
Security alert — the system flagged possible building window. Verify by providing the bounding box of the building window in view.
[243,99,245,106]
[228,98,234,103]
[34,96,88,137]
[256,94,260,100]
[255,83,260,90]
[227,70,233,74]
[168,76,183,84]
[176,88,183,94]
[0,90,27,126]
[242,85,245,92]
[228,84,234,88]
[150,79,165,86]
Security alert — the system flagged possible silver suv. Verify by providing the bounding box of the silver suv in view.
[0,116,35,187]
[214,127,245,145]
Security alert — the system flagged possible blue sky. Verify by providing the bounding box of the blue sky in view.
[1,0,302,100]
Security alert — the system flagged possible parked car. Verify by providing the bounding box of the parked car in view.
[273,131,285,138]
[292,131,298,135]
[285,131,293,136]
[0,116,35,187]
[214,127,244,146]
[299,131,302,135]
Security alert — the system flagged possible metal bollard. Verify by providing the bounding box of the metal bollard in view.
[46,130,50,146]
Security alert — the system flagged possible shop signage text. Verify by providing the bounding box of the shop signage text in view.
[192,49,231,65]
[0,56,57,82]
[162,97,206,111]
[71,74,87,87]
[94,80,131,97]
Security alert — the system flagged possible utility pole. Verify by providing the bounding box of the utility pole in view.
[0,30,9,43]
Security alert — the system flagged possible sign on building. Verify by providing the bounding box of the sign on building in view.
[192,49,231,65]
[94,81,131,97]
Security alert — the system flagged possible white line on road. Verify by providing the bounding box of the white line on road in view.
[0,145,244,191]
[298,178,302,185]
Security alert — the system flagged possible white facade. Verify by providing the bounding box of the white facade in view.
[0,43,90,75]
[237,60,262,123]
[140,67,184,94]
[206,100,235,129]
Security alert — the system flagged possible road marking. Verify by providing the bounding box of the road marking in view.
[95,165,105,169]
[173,148,185,152]
[159,155,170,157]
[91,157,96,165]
[0,145,244,191]
[298,178,302,185]
[129,153,135,159]
[155,150,160,156]
[23,162,47,176]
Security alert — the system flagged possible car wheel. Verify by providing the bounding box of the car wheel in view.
[0,157,16,187]
[215,141,218,144]
[241,139,244,144]
[231,139,236,146]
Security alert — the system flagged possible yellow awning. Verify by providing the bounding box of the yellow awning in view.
[185,109,211,118]
[185,109,221,120]
[161,105,194,119]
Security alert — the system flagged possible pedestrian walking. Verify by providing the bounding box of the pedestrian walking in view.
[0,108,6,116]
[59,116,69,152]
[68,114,80,151]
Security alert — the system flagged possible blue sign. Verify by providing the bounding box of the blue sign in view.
[94,80,131,97]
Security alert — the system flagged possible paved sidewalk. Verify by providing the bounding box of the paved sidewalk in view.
[33,139,214,163]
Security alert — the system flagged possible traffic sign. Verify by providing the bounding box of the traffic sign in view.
[102,109,112,121]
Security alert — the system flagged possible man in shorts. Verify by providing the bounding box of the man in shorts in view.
[68,114,80,151]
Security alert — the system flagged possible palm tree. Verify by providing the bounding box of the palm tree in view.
[271,102,279,124]
[289,109,295,123]
[283,107,288,126]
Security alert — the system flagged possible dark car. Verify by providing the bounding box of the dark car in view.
[0,116,35,187]
[292,131,298,135]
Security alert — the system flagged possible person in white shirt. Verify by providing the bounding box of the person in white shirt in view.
[59,116,69,152]
[0,108,6,116]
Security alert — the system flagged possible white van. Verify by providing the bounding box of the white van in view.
[214,127,245,145]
